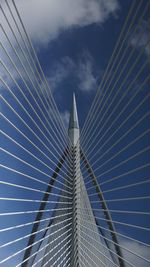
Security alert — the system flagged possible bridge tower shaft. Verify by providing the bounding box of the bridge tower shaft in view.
[68,93,81,266]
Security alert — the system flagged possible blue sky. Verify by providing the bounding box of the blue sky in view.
[0,0,132,127]
[29,0,130,126]
[0,0,150,266]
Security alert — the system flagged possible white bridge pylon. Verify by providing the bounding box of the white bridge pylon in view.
[25,94,125,267]
[68,93,117,267]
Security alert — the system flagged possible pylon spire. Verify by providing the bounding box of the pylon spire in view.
[68,93,79,146]
[68,93,81,266]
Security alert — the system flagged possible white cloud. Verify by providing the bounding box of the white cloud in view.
[0,0,119,95]
[130,20,150,56]
[0,0,118,113]
[77,51,97,92]
[61,110,70,128]
[47,57,76,91]
[47,51,98,92]
[10,0,119,45]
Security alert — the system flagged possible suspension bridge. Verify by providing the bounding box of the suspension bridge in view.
[0,0,150,266]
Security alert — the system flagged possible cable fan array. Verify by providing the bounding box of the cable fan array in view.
[0,0,150,266]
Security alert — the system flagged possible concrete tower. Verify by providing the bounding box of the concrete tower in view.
[68,93,81,266]
[68,94,115,266]
[23,93,122,266]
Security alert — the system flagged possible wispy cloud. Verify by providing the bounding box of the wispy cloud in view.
[61,110,70,128]
[77,51,97,92]
[0,0,118,110]
[3,0,119,46]
[0,0,119,96]
[47,57,76,91]
[130,20,150,56]
[47,51,98,92]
